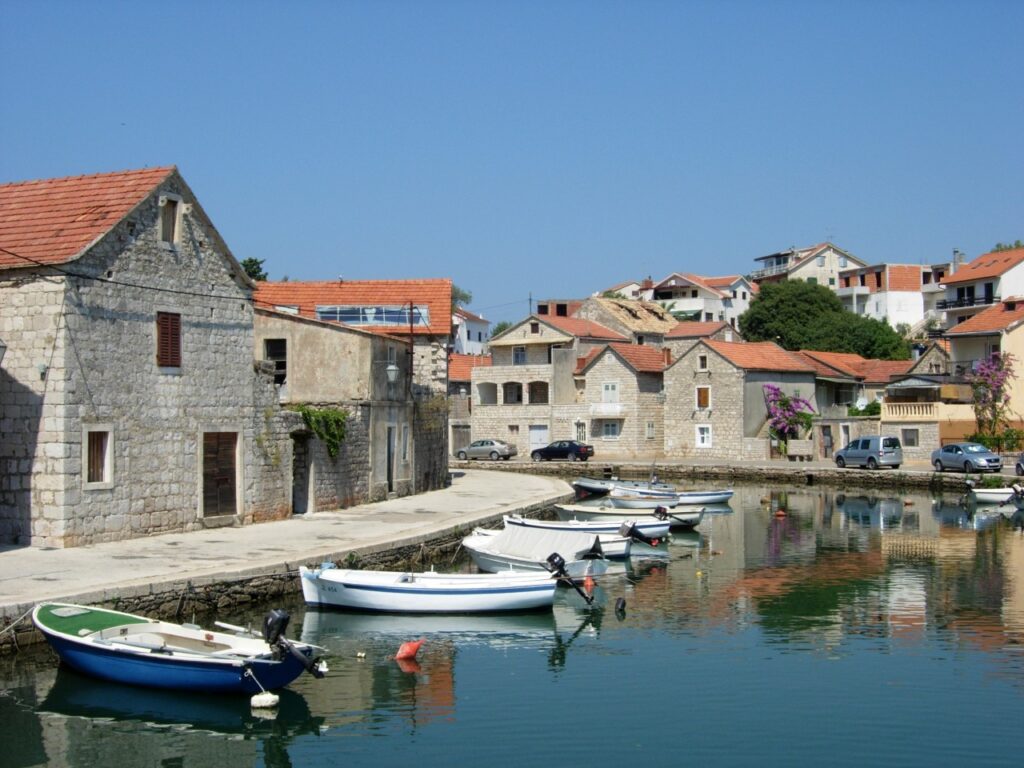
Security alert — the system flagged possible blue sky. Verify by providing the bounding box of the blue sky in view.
[2,0,1021,323]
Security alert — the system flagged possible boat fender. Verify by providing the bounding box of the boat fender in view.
[615,597,626,619]
[396,639,424,660]
[251,692,280,709]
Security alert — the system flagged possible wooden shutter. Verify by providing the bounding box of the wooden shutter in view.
[156,312,182,367]
[87,431,107,483]
[697,387,710,409]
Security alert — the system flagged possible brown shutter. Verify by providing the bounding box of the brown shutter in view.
[156,312,182,367]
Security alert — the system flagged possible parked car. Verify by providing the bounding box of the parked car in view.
[530,440,594,462]
[834,435,903,470]
[456,439,517,461]
[931,442,1003,473]
[1016,453,1024,476]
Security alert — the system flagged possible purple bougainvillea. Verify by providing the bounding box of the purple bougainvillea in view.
[762,383,815,446]
[966,352,1016,435]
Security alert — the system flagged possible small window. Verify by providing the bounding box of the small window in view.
[156,312,182,367]
[508,424,519,435]
[698,355,708,371]
[513,346,526,365]
[828,277,835,286]
[840,256,848,268]
[742,291,747,300]
[160,196,180,245]
[646,421,656,440]
[602,382,619,403]
[530,322,540,334]
[576,422,587,442]
[402,425,409,461]
[817,255,825,267]
[637,335,645,346]
[264,338,287,385]
[696,425,712,448]
[696,386,710,410]
[691,289,698,298]
[602,421,620,439]
[83,425,114,489]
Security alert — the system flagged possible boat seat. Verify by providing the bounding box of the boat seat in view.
[399,573,414,583]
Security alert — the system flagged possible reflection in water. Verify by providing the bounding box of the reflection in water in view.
[5,484,1024,767]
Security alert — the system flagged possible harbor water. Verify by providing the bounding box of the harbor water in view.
[3,481,1024,767]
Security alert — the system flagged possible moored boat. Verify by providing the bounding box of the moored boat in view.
[476,525,632,559]
[609,486,733,508]
[503,513,671,541]
[555,502,704,529]
[969,487,1015,504]
[299,563,558,613]
[461,525,610,578]
[32,603,324,695]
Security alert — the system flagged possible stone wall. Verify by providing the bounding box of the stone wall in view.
[581,353,664,459]
[664,347,745,458]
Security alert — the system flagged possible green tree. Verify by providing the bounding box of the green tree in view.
[240,257,268,281]
[491,320,513,337]
[452,284,473,310]
[993,240,1024,252]
[739,280,910,359]
[602,290,628,299]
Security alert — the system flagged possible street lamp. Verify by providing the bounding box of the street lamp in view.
[385,362,400,385]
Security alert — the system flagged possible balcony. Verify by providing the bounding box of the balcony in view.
[749,263,791,281]
[881,401,975,423]
[590,402,625,417]
[936,295,999,310]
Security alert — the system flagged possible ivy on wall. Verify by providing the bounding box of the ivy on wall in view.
[292,404,349,458]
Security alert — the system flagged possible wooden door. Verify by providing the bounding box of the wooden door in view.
[203,432,237,517]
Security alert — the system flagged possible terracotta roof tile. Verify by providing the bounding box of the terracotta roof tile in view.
[448,353,491,381]
[666,320,728,339]
[578,343,669,374]
[797,350,867,378]
[253,279,453,336]
[856,359,914,384]
[945,298,1024,335]
[792,351,860,379]
[575,348,601,374]
[0,166,176,268]
[542,315,626,340]
[454,306,486,323]
[703,340,815,373]
[942,248,1024,286]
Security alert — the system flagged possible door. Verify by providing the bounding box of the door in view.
[292,435,310,515]
[821,425,833,459]
[529,425,549,454]
[386,426,396,494]
[202,432,237,517]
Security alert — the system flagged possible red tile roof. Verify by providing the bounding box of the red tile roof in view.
[574,348,602,374]
[797,350,866,378]
[448,353,491,381]
[792,351,860,379]
[942,248,1024,286]
[542,315,626,340]
[856,359,914,385]
[704,340,815,373]
[795,349,913,383]
[454,306,487,323]
[253,279,453,336]
[578,343,669,374]
[945,298,1024,335]
[654,272,727,298]
[666,320,728,339]
[0,166,176,269]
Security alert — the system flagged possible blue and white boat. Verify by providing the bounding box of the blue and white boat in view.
[300,564,558,613]
[32,602,324,695]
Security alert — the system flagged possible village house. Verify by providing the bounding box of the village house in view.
[663,320,741,360]
[938,247,1024,330]
[0,167,286,547]
[573,296,678,346]
[253,308,424,510]
[837,261,952,335]
[448,352,491,455]
[644,272,757,329]
[452,306,489,355]
[663,340,818,460]
[252,279,454,397]
[750,242,867,289]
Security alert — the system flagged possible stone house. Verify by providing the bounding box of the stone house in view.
[573,296,678,347]
[253,279,453,397]
[253,308,422,511]
[0,167,287,547]
[663,320,741,360]
[663,340,817,460]
[448,352,490,455]
[750,242,867,290]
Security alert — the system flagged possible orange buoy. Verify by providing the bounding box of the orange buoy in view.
[395,638,424,660]
[396,658,422,674]
[583,575,595,592]
[774,509,787,517]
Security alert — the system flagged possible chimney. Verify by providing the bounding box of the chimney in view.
[642,276,653,290]
[663,347,672,366]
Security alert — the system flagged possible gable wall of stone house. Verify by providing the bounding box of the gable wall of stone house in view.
[663,349,745,458]
[0,175,292,548]
[581,354,663,458]
[909,344,950,375]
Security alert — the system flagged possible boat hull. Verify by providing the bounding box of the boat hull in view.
[461,533,610,578]
[970,488,1014,504]
[503,514,671,540]
[299,566,556,613]
[555,503,703,528]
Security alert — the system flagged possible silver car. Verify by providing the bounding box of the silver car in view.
[931,442,1002,473]
[456,439,517,461]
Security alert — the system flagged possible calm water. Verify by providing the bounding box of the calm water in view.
[4,482,1024,768]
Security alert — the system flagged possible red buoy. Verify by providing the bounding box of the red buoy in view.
[396,638,424,660]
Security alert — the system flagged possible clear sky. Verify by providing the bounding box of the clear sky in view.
[2,0,1021,324]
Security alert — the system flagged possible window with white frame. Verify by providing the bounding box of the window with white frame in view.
[698,354,708,371]
[602,421,620,439]
[696,386,711,410]
[159,194,182,247]
[512,346,526,365]
[646,421,656,440]
[696,424,712,448]
[576,422,587,442]
[602,382,619,403]
[83,425,114,489]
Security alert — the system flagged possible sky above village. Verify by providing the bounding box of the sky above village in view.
[1,0,1021,323]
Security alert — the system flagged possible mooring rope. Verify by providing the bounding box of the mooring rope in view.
[0,606,36,651]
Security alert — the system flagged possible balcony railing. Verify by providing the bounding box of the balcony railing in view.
[936,295,999,310]
[590,402,625,417]
[749,263,791,280]
[882,402,938,421]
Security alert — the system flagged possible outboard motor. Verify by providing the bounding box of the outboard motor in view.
[262,609,291,646]
[545,552,567,576]
[652,506,670,521]
[618,521,660,547]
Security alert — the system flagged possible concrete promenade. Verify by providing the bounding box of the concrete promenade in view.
[0,469,574,645]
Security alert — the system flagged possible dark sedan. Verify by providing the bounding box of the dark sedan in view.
[530,440,594,462]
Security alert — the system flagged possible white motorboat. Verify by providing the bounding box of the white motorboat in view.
[482,523,633,559]
[609,487,733,508]
[299,564,557,613]
[969,487,1015,505]
[503,514,671,541]
[461,526,610,578]
[555,502,704,529]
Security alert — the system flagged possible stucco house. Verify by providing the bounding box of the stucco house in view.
[837,262,951,335]
[253,279,453,397]
[452,306,489,355]
[663,340,817,460]
[0,167,287,547]
[647,272,756,328]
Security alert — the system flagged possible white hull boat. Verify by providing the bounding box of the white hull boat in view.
[969,487,1015,504]
[299,564,557,613]
[609,487,733,508]
[555,503,704,529]
[461,526,610,578]
[503,514,671,541]
[478,524,632,559]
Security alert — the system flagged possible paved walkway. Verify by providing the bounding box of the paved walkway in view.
[0,470,574,625]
